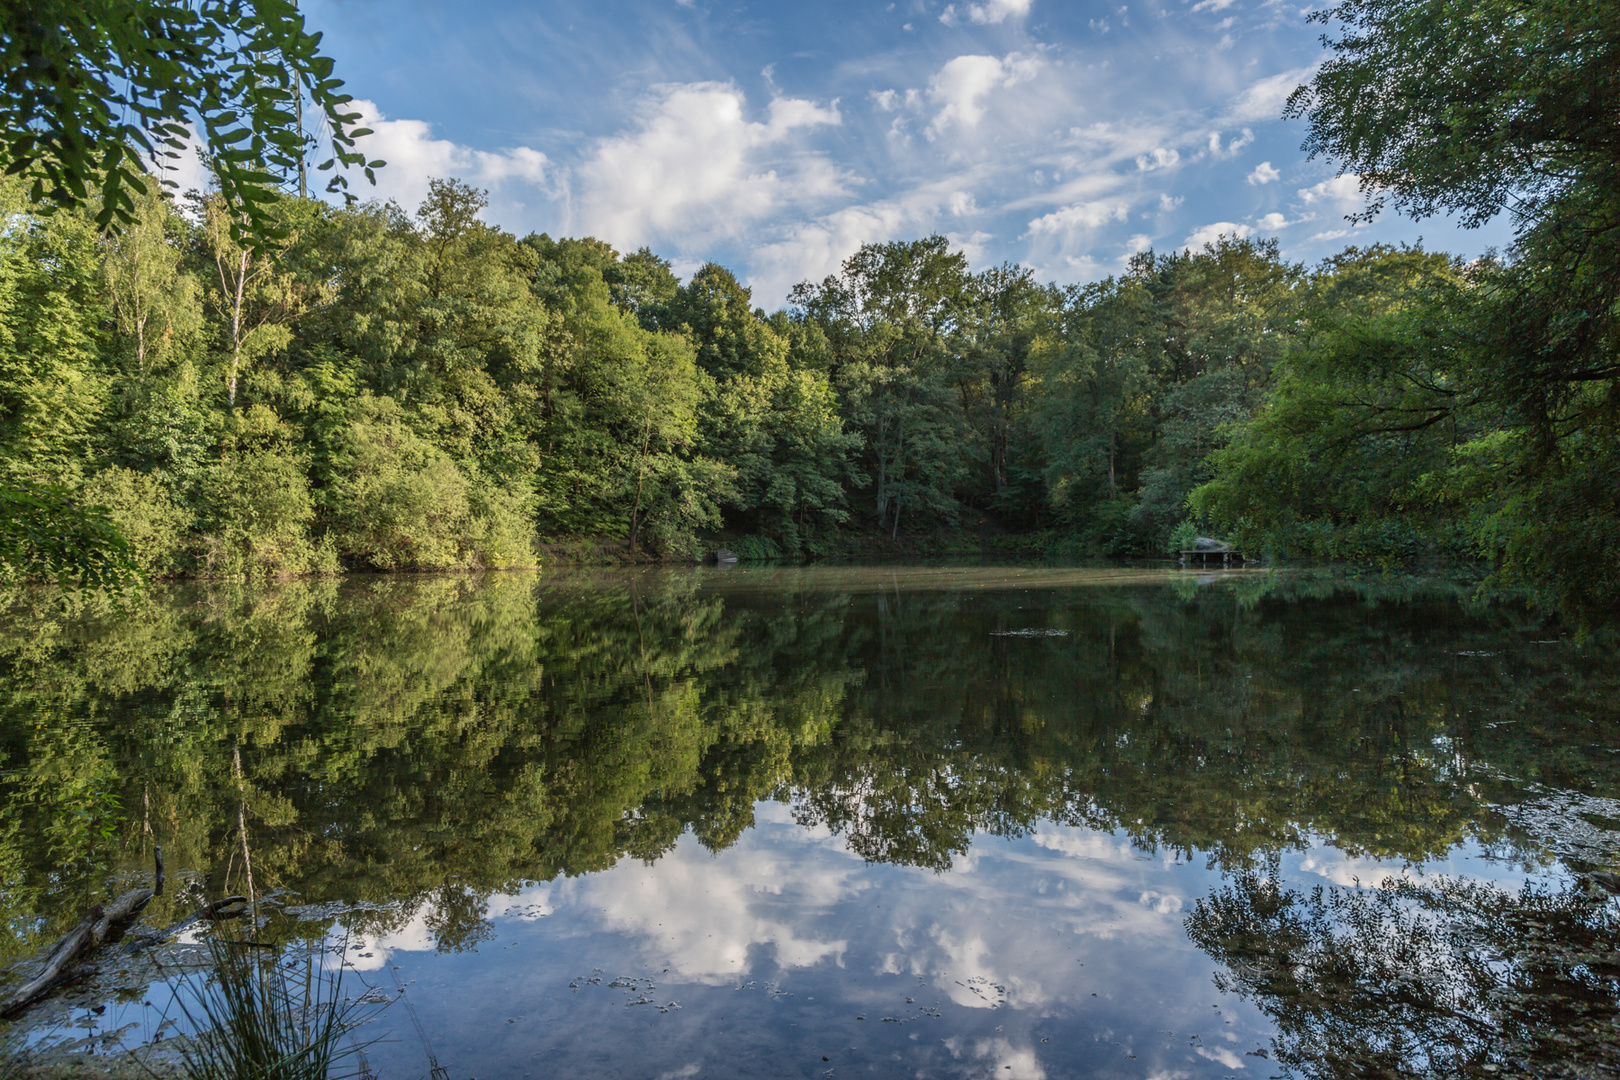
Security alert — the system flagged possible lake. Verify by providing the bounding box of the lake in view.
[1,565,1616,1078]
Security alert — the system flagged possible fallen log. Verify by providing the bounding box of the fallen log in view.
[1,887,153,1017]
[124,894,253,954]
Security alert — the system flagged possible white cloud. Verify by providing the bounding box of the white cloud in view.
[1225,67,1314,123]
[1195,1045,1248,1070]
[1159,193,1185,211]
[873,88,919,112]
[1026,199,1131,235]
[942,1036,1048,1079]
[326,903,443,971]
[147,124,211,199]
[1135,147,1180,172]
[1247,160,1281,185]
[1310,228,1350,241]
[927,53,1043,137]
[1299,172,1366,215]
[747,181,965,305]
[571,82,845,249]
[346,99,549,218]
[1125,233,1154,253]
[1139,889,1185,914]
[949,228,996,266]
[1191,0,1238,10]
[940,0,1035,26]
[1298,846,1419,887]
[1256,212,1288,230]
[1207,128,1253,158]
[1182,221,1253,249]
[575,827,858,983]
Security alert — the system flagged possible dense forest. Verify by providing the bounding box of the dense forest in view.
[0,174,1609,611]
[0,0,1614,622]
[0,170,1424,563]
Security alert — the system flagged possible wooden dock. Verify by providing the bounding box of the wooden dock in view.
[1179,549,1244,567]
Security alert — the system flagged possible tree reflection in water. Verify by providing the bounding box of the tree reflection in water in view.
[0,566,1615,1074]
[1188,871,1620,1078]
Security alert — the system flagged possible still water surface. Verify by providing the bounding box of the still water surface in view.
[1,565,1617,1078]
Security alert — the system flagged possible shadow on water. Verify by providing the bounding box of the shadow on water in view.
[0,566,1614,1076]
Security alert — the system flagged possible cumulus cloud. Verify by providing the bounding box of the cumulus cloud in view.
[1182,221,1253,249]
[1135,147,1180,172]
[1247,160,1281,185]
[347,99,549,217]
[872,88,920,112]
[571,82,845,249]
[1191,0,1239,10]
[1299,173,1367,216]
[940,0,1035,26]
[941,1037,1048,1079]
[1297,846,1419,886]
[1226,67,1314,123]
[574,828,857,983]
[147,123,211,198]
[748,179,979,305]
[1195,1045,1248,1070]
[1207,128,1253,158]
[928,53,1043,137]
[326,903,444,971]
[1026,199,1131,235]
[1256,212,1288,230]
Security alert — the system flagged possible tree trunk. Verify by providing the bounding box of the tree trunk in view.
[224,248,249,412]
[874,412,888,523]
[628,414,653,556]
[0,888,154,1017]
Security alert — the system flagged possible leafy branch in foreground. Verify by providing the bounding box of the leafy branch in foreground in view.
[0,0,384,247]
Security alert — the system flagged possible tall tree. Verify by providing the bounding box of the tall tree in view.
[197,193,311,412]
[102,183,201,377]
[791,237,971,537]
[1280,0,1620,618]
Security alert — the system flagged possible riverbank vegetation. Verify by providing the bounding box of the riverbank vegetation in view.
[0,0,1614,623]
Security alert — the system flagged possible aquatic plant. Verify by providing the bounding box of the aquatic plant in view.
[162,939,374,1080]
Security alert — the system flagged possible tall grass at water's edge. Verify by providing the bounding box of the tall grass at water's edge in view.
[158,939,375,1080]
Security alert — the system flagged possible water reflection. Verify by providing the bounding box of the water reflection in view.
[0,567,1616,1076]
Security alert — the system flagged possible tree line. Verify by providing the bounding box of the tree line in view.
[0,179,1577,586]
[1,0,1615,620]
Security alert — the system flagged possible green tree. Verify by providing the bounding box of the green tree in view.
[950,264,1059,524]
[791,237,972,537]
[101,181,203,377]
[1189,245,1474,564]
[1284,0,1620,618]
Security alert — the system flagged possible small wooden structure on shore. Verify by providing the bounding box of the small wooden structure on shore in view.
[1179,538,1244,567]
[1179,549,1244,567]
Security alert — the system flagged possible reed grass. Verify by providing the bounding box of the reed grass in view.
[163,939,373,1080]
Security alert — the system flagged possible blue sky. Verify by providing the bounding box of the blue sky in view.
[291,0,1513,307]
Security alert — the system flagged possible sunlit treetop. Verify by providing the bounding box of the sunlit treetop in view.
[0,0,383,247]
